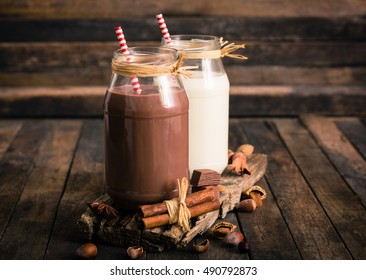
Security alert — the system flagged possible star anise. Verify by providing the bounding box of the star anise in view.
[86,201,119,220]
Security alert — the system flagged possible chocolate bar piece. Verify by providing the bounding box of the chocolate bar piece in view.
[190,169,221,186]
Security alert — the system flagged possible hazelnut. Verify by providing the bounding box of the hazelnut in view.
[250,191,263,207]
[235,199,256,212]
[236,144,254,158]
[127,246,144,259]
[238,241,251,253]
[193,239,210,253]
[75,243,97,259]
[224,230,244,247]
[210,221,237,239]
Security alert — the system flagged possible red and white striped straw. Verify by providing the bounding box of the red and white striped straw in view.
[114,26,142,95]
[156,14,172,45]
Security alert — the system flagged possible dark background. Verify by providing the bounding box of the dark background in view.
[0,0,365,116]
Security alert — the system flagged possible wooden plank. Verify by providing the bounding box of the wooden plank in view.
[226,66,366,86]
[0,120,22,159]
[237,177,301,260]
[0,0,364,19]
[1,16,365,42]
[229,85,366,116]
[0,120,82,260]
[0,121,48,240]
[195,212,249,260]
[244,41,366,67]
[241,180,294,260]
[274,118,366,259]
[2,65,366,87]
[1,41,365,74]
[229,118,250,149]
[1,85,365,117]
[240,120,351,259]
[44,119,114,259]
[0,42,117,73]
[147,243,198,260]
[229,118,301,260]
[301,115,366,208]
[336,118,366,159]
[0,86,105,117]
[1,41,365,87]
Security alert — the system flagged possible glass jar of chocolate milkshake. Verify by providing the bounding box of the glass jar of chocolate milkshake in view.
[104,47,189,210]
[163,35,230,174]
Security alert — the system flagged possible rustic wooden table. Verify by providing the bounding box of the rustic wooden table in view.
[0,115,365,260]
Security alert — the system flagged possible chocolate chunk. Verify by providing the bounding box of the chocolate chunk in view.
[190,169,221,186]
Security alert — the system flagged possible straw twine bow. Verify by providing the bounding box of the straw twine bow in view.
[111,53,197,78]
[219,38,248,60]
[163,177,191,232]
[182,38,248,60]
[172,52,198,78]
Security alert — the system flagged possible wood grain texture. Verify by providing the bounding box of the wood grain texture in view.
[0,121,48,240]
[1,85,365,117]
[0,86,105,117]
[1,16,365,42]
[229,85,366,116]
[1,41,364,71]
[336,119,366,159]
[274,118,366,259]
[45,119,106,259]
[229,119,300,259]
[301,115,366,208]
[1,40,365,87]
[220,154,268,217]
[0,117,365,259]
[196,212,249,260]
[0,120,22,159]
[0,120,82,259]
[0,0,364,115]
[237,177,301,260]
[2,66,366,87]
[241,120,351,259]
[226,66,366,86]
[1,0,365,19]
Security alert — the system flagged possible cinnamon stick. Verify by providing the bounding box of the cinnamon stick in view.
[137,187,220,218]
[141,199,221,229]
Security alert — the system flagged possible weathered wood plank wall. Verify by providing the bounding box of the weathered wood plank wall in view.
[0,0,365,116]
[1,0,365,18]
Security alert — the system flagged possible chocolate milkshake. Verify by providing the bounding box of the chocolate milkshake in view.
[104,84,189,210]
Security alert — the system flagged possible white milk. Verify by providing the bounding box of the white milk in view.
[182,73,230,174]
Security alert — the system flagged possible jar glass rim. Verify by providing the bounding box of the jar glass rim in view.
[114,46,179,64]
[165,35,220,52]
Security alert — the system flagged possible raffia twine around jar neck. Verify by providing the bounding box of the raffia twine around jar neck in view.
[111,51,197,78]
[183,39,248,60]
[165,36,248,60]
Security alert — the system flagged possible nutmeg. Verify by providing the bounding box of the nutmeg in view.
[193,239,210,253]
[224,230,244,247]
[127,246,144,259]
[235,199,257,212]
[75,243,97,259]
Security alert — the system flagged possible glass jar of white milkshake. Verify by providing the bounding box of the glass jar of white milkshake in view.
[163,35,230,174]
